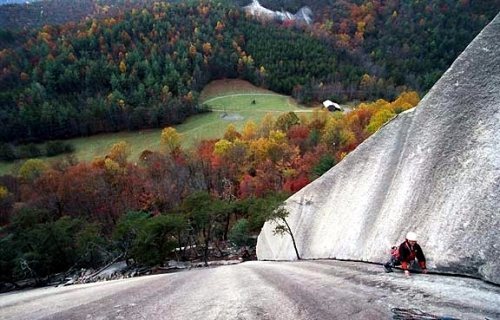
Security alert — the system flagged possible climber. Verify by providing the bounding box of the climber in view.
[384,231,427,276]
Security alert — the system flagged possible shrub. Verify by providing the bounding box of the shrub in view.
[131,214,186,266]
[365,108,396,134]
[17,143,41,159]
[113,211,150,260]
[6,209,83,281]
[75,223,108,268]
[0,143,17,161]
[229,219,251,248]
[45,141,74,157]
[0,232,17,282]
[311,154,336,179]
[18,159,48,182]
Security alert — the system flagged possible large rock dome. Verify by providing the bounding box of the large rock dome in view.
[257,14,500,284]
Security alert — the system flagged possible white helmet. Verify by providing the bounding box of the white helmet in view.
[406,231,418,241]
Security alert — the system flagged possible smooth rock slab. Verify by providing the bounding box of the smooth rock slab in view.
[257,14,500,284]
[0,260,498,320]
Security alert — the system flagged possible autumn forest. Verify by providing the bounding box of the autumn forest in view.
[0,0,498,285]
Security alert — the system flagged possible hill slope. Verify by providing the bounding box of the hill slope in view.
[257,13,500,284]
[1,1,498,144]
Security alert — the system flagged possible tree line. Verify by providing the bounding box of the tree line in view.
[0,140,74,161]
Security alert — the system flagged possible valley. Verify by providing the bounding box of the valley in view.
[0,79,310,175]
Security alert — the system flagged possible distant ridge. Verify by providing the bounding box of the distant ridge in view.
[257,13,500,284]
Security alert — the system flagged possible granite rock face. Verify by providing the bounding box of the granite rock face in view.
[257,14,500,284]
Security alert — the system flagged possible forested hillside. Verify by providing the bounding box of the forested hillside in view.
[0,0,157,30]
[255,0,500,92]
[0,0,361,143]
[1,0,498,144]
[1,1,243,142]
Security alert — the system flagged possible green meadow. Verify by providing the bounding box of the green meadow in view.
[0,80,314,175]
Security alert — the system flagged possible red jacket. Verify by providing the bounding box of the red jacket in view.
[398,240,426,270]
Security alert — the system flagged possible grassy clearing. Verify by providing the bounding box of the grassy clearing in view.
[0,130,165,174]
[0,80,314,175]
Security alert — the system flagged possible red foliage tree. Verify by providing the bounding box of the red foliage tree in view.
[283,174,310,193]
